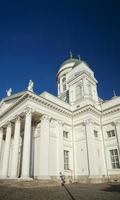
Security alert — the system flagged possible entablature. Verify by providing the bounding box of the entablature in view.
[73,104,101,118]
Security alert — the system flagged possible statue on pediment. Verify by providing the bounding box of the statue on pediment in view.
[6,88,12,97]
[27,80,34,92]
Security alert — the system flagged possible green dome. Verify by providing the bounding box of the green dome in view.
[57,58,82,77]
[60,58,80,67]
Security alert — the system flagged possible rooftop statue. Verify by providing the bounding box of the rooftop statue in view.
[27,80,34,92]
[6,88,12,97]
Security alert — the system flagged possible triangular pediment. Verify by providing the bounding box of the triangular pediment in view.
[0,91,28,114]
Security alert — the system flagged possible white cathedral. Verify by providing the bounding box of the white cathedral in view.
[0,55,120,183]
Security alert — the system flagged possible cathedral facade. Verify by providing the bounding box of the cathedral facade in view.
[0,56,120,183]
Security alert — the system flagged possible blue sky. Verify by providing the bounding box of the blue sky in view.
[0,0,120,100]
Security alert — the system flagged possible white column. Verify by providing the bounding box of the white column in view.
[0,128,3,155]
[11,116,21,178]
[2,122,12,178]
[84,119,98,176]
[21,108,32,179]
[39,115,50,179]
[56,120,64,175]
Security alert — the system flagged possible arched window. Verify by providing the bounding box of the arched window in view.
[62,77,66,92]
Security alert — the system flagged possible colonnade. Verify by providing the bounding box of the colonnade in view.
[0,108,64,179]
[0,108,33,179]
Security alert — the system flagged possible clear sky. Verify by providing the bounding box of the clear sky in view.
[0,0,120,100]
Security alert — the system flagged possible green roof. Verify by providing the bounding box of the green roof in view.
[60,58,80,67]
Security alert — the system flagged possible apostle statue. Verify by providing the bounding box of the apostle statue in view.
[27,80,34,92]
[6,88,12,97]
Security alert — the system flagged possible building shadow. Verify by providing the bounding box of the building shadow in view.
[102,184,120,193]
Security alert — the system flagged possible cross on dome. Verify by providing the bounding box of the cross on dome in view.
[113,90,117,97]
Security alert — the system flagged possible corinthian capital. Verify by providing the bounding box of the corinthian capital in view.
[83,119,95,125]
[57,120,64,126]
[41,114,51,121]
[15,115,21,122]
[6,121,12,128]
[25,107,32,115]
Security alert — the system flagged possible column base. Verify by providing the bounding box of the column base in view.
[20,176,33,181]
[9,176,19,180]
[37,176,51,180]
[0,176,8,180]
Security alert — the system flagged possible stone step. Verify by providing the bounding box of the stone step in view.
[0,179,61,188]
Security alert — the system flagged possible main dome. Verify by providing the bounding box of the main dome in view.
[57,58,81,77]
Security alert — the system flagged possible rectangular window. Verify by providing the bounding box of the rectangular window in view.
[63,131,69,138]
[64,150,69,170]
[110,149,120,169]
[107,130,115,138]
[94,130,98,137]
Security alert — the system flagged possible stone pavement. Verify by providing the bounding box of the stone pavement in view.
[0,180,120,200]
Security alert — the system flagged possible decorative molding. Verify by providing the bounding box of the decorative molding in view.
[24,106,32,115]
[57,120,64,126]
[67,71,97,85]
[6,121,12,128]
[83,119,95,125]
[14,115,22,122]
[28,93,71,117]
[41,114,51,121]
[73,104,101,117]
[115,120,120,125]
[102,104,120,116]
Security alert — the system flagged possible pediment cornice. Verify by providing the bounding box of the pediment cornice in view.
[0,92,29,120]
[0,90,120,122]
[0,91,72,120]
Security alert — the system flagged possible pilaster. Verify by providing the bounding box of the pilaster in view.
[83,77,88,98]
[38,114,50,179]
[56,120,64,175]
[84,119,98,176]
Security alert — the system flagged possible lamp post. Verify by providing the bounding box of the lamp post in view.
[60,172,76,200]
